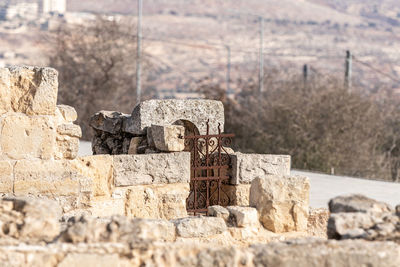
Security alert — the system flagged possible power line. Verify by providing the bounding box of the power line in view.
[143,36,341,59]
[352,56,400,84]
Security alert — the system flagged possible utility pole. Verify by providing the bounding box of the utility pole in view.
[259,17,264,94]
[345,50,352,91]
[225,45,232,97]
[227,9,265,93]
[303,64,308,87]
[136,0,143,103]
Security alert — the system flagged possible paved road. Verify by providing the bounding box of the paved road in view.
[293,170,400,208]
[79,141,399,208]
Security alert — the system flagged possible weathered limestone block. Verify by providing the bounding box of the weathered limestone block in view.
[57,124,82,138]
[1,239,400,267]
[327,212,377,240]
[7,66,58,115]
[124,99,225,135]
[113,153,190,186]
[58,254,121,267]
[252,239,400,267]
[222,184,251,206]
[227,206,259,227]
[0,68,11,114]
[0,197,61,242]
[125,183,189,220]
[250,175,310,233]
[307,208,330,239]
[0,161,13,193]
[131,218,176,242]
[54,105,81,160]
[327,195,400,243]
[70,155,114,197]
[57,104,78,122]
[13,159,91,196]
[61,215,175,243]
[90,110,130,134]
[173,217,227,238]
[149,124,185,152]
[230,152,291,184]
[329,194,392,214]
[208,205,230,221]
[0,113,56,160]
[55,136,80,160]
[87,197,125,217]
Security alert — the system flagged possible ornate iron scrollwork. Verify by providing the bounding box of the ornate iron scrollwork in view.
[185,120,234,215]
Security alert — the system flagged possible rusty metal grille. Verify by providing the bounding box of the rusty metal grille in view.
[185,120,234,215]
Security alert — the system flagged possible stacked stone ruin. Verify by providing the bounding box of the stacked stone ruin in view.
[0,66,309,231]
[0,66,400,266]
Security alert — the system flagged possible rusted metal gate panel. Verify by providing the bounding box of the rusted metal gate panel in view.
[185,120,234,215]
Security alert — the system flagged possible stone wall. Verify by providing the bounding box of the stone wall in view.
[0,66,81,161]
[0,152,191,220]
[0,66,190,220]
[0,196,399,267]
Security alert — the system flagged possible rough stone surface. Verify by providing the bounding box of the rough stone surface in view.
[230,153,291,185]
[252,239,400,267]
[0,161,13,193]
[208,205,230,221]
[328,212,377,239]
[7,66,58,115]
[57,104,78,122]
[329,194,393,214]
[149,124,185,152]
[0,196,399,267]
[226,206,259,227]
[0,239,399,267]
[70,155,114,197]
[124,99,225,135]
[61,215,176,243]
[327,195,400,243]
[173,217,227,238]
[13,159,90,196]
[92,130,132,155]
[0,197,61,242]
[307,208,329,239]
[250,175,310,233]
[113,153,190,186]
[222,184,251,206]
[90,111,130,134]
[55,136,79,160]
[0,68,11,114]
[0,114,56,160]
[125,183,189,220]
[87,197,125,217]
[57,123,82,138]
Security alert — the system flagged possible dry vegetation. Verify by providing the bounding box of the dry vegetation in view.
[48,17,154,139]
[45,15,400,182]
[201,75,400,182]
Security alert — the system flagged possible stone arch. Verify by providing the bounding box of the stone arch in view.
[173,119,199,152]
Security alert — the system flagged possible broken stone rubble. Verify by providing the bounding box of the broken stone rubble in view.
[327,194,400,243]
[0,196,398,267]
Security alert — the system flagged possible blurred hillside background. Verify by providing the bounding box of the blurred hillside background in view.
[2,0,400,181]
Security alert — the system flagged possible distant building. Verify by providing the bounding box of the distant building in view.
[0,0,66,21]
[0,1,39,21]
[40,0,66,15]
